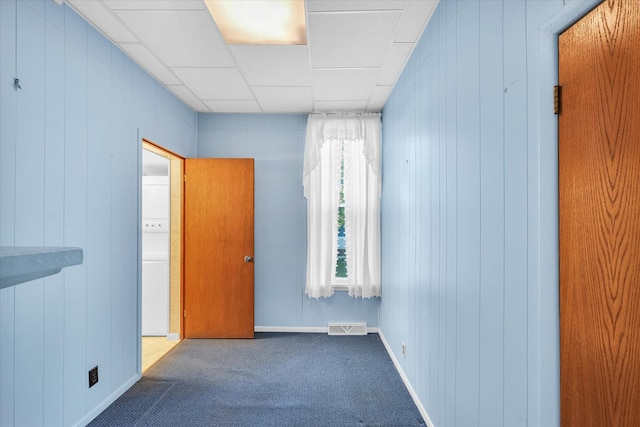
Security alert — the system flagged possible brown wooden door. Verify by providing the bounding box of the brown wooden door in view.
[559,1,640,425]
[184,158,254,338]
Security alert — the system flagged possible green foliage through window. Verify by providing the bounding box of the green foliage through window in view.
[336,145,347,278]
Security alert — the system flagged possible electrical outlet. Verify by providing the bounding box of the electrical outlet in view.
[401,342,406,358]
[88,366,99,388]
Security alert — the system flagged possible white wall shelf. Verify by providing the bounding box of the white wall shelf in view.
[0,247,83,289]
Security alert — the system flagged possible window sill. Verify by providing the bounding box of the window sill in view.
[332,280,348,292]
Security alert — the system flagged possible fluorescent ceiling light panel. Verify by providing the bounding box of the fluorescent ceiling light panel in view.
[205,0,307,45]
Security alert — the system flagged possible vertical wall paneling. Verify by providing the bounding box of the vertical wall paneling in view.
[0,0,17,246]
[0,1,197,426]
[43,14,66,425]
[0,1,17,424]
[129,73,145,383]
[478,2,505,426]
[86,27,114,409]
[406,76,417,386]
[110,46,125,389]
[443,3,458,425]
[14,280,45,426]
[436,5,449,422]
[417,14,430,411]
[15,1,45,245]
[415,5,435,410]
[43,18,65,262]
[197,114,380,329]
[110,47,131,389]
[378,0,604,426]
[455,2,481,425]
[63,10,89,422]
[431,10,445,421]
[524,2,555,425]
[13,3,46,425]
[0,288,15,427]
[502,1,529,424]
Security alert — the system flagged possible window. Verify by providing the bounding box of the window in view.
[336,147,347,279]
[303,113,382,298]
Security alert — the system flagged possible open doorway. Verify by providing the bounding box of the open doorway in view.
[141,140,184,372]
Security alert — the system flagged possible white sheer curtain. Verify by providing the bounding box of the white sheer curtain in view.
[303,113,381,298]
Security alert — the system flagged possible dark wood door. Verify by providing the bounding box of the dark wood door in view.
[559,1,640,425]
[184,158,254,338]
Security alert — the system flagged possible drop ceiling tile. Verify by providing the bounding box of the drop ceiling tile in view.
[67,0,437,115]
[172,68,253,100]
[252,87,312,113]
[394,0,438,43]
[104,0,205,10]
[307,0,404,12]
[230,45,311,86]
[377,43,414,86]
[119,43,181,85]
[203,100,262,113]
[314,100,368,113]
[66,0,138,42]
[309,11,401,68]
[114,10,234,67]
[368,85,393,112]
[313,69,379,101]
[167,85,209,112]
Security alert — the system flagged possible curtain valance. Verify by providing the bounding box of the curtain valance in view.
[303,113,381,198]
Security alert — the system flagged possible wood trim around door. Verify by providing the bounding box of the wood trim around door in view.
[142,139,185,339]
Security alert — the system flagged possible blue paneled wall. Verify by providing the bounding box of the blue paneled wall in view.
[0,1,196,426]
[380,0,599,426]
[197,114,380,329]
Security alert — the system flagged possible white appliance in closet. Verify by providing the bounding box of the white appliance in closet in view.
[142,175,170,336]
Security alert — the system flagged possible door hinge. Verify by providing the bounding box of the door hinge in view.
[554,85,562,115]
[184,310,187,317]
[183,174,187,183]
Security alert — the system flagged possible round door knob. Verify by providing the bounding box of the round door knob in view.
[244,256,253,263]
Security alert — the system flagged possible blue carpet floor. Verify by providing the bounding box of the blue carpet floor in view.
[90,333,426,426]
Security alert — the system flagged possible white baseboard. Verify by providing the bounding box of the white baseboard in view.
[76,373,141,427]
[166,333,180,341]
[255,326,328,333]
[377,329,434,427]
[255,326,381,334]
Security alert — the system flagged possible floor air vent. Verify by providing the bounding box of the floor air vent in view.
[328,323,367,336]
